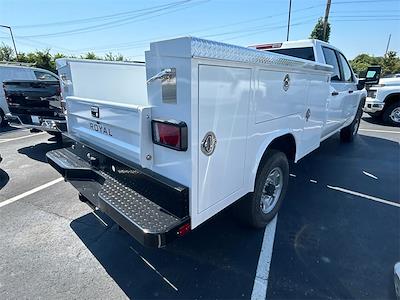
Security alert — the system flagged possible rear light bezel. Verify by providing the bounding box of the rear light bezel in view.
[151,119,188,151]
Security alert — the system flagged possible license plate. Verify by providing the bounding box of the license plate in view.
[31,116,40,124]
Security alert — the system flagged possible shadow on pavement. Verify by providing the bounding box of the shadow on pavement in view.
[17,138,72,163]
[361,115,399,128]
[0,168,10,190]
[0,124,20,134]
[65,133,398,299]
[268,133,400,299]
[70,207,263,299]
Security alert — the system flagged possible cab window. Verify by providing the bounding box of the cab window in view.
[267,47,315,61]
[338,53,354,82]
[34,71,58,81]
[322,47,341,81]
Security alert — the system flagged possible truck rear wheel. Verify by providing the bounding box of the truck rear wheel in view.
[382,101,400,126]
[243,150,289,228]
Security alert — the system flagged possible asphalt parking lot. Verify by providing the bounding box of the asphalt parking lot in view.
[0,115,399,299]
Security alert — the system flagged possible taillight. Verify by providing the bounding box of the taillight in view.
[152,119,188,151]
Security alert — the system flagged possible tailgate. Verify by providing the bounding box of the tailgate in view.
[67,97,153,168]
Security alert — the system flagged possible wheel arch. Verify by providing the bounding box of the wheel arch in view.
[250,132,297,190]
[384,93,400,106]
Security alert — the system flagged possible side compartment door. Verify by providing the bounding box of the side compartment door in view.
[301,73,330,154]
[197,64,251,214]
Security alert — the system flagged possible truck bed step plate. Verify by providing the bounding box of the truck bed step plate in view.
[46,148,189,247]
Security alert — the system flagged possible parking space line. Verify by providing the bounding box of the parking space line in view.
[327,185,400,208]
[0,132,47,144]
[92,211,109,227]
[130,246,178,291]
[251,216,277,300]
[359,128,400,134]
[0,178,64,208]
[362,171,378,180]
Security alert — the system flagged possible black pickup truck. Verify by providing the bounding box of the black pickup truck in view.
[4,79,66,139]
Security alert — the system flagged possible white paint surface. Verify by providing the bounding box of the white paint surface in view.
[251,216,278,300]
[0,132,46,144]
[0,178,63,208]
[359,128,400,134]
[327,185,400,208]
[362,171,378,180]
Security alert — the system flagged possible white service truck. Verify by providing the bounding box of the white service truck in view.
[47,38,367,247]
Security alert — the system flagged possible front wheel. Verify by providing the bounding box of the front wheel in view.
[243,150,289,228]
[382,101,400,126]
[340,107,362,143]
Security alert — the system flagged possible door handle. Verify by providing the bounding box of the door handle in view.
[348,90,354,94]
[331,91,339,96]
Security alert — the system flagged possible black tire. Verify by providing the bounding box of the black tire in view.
[0,109,7,127]
[367,111,382,119]
[340,106,362,143]
[241,150,289,228]
[48,132,63,143]
[382,101,400,126]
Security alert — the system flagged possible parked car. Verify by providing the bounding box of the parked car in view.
[363,76,400,126]
[47,38,369,248]
[3,76,66,140]
[0,62,59,127]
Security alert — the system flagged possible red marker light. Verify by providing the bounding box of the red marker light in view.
[177,223,191,236]
[152,120,188,151]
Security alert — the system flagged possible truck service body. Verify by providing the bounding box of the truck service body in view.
[47,37,365,247]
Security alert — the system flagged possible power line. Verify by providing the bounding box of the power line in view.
[16,0,207,39]
[71,3,326,53]
[13,1,190,29]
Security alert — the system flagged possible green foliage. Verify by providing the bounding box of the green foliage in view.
[0,43,14,61]
[81,52,99,60]
[0,44,127,73]
[350,51,400,77]
[310,17,330,42]
[104,52,124,61]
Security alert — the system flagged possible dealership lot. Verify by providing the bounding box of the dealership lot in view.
[0,115,399,299]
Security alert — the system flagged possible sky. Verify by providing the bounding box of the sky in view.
[0,0,399,61]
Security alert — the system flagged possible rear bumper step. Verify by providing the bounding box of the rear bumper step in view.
[6,114,66,132]
[46,146,190,248]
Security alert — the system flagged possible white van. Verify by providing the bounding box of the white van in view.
[0,62,58,126]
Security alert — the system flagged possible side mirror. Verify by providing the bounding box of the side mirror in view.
[357,66,382,90]
[364,66,382,85]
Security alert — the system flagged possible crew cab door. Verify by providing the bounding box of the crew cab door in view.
[336,52,359,121]
[321,47,348,137]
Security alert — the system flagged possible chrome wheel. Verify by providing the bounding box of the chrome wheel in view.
[389,107,400,124]
[260,167,283,214]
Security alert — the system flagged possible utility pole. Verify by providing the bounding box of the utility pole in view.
[286,0,292,41]
[385,34,391,55]
[0,24,19,61]
[323,0,331,41]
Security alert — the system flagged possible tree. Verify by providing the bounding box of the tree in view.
[382,51,400,75]
[81,52,99,60]
[350,52,400,77]
[0,44,129,72]
[310,17,330,42]
[0,43,14,61]
[104,52,124,61]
